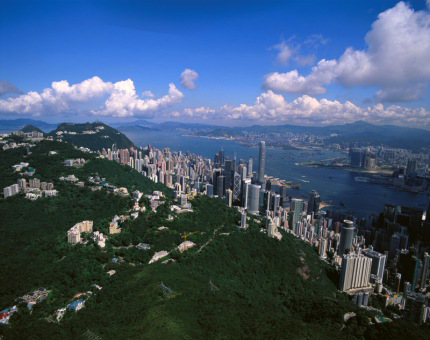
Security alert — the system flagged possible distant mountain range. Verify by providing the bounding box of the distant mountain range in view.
[0,118,57,132]
[1,118,430,150]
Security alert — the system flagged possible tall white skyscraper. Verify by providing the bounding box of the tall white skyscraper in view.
[247,157,253,178]
[339,254,372,292]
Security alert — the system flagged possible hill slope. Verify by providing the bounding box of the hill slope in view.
[20,124,44,134]
[49,122,135,150]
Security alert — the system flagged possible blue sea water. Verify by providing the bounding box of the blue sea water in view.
[124,130,428,218]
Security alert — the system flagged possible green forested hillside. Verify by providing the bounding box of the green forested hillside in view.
[48,122,135,150]
[20,124,45,134]
[1,140,429,339]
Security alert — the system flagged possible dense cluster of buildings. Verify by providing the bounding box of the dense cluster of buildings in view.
[3,177,57,200]
[97,140,429,325]
[348,147,430,193]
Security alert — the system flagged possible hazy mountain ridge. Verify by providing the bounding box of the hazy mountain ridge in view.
[0,119,57,132]
[2,118,430,150]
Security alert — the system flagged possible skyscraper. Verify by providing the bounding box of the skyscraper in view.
[272,194,281,213]
[257,141,266,184]
[219,148,225,166]
[338,220,355,256]
[239,164,247,180]
[406,159,417,177]
[362,248,386,282]
[242,178,251,208]
[225,189,233,207]
[290,198,305,230]
[307,190,321,215]
[224,159,233,190]
[216,175,225,197]
[232,172,241,200]
[247,157,253,178]
[248,184,261,215]
[240,209,247,228]
[206,184,214,197]
[420,252,429,290]
[339,254,372,292]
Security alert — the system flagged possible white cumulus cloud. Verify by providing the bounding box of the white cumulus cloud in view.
[0,76,184,117]
[93,81,183,117]
[264,2,430,102]
[272,40,315,67]
[180,69,199,90]
[174,90,430,127]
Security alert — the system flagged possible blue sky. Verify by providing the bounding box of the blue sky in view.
[1,0,430,127]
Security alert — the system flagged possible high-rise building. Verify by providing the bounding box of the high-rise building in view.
[219,148,225,166]
[206,184,214,197]
[223,160,233,190]
[242,178,251,208]
[257,141,266,184]
[338,220,355,256]
[261,190,270,214]
[247,157,253,178]
[403,292,428,324]
[339,253,372,292]
[248,184,261,215]
[319,238,328,259]
[29,178,40,189]
[362,248,386,282]
[389,232,409,258]
[420,252,429,290]
[290,198,305,230]
[240,209,247,228]
[216,175,225,197]
[239,164,247,180]
[232,172,241,200]
[272,194,281,213]
[120,149,130,165]
[350,149,363,167]
[406,159,417,177]
[225,189,233,207]
[18,178,27,189]
[67,226,81,244]
[307,190,321,215]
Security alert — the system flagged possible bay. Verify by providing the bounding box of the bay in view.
[124,130,428,218]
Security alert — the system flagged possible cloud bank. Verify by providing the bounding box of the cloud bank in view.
[180,69,199,89]
[263,2,430,102]
[175,90,430,127]
[0,76,184,117]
